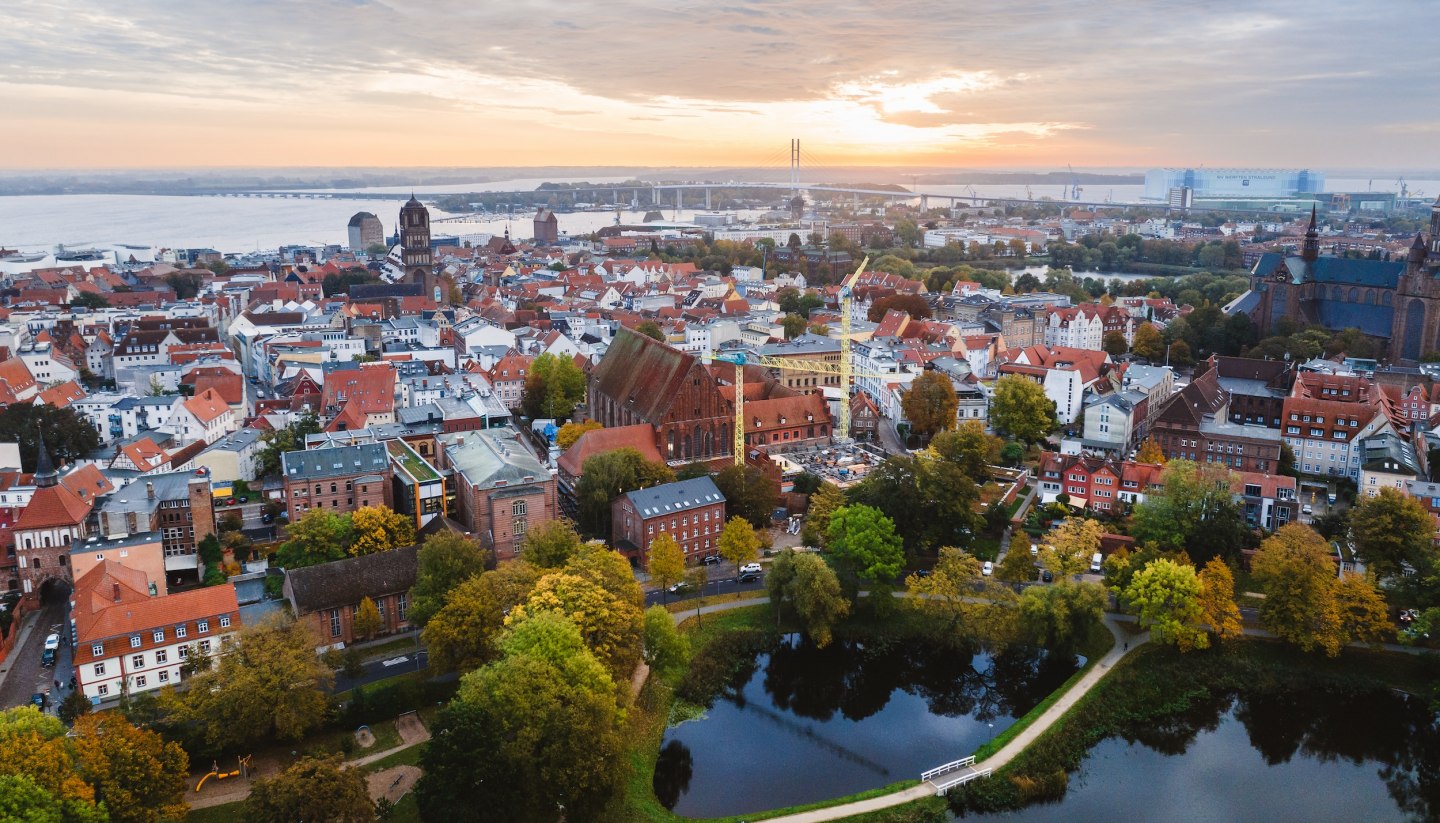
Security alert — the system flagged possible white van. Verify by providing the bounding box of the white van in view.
[1090,552,1103,573]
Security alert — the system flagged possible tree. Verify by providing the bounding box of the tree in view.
[1123,558,1208,651]
[245,756,374,823]
[930,421,1001,480]
[847,453,980,555]
[717,516,761,570]
[0,774,105,823]
[498,612,614,695]
[57,690,92,726]
[1102,330,1128,356]
[160,616,332,749]
[1197,557,1243,643]
[907,547,1015,638]
[275,508,353,568]
[70,291,110,310]
[996,532,1038,583]
[643,605,690,679]
[901,372,958,439]
[518,518,585,568]
[71,712,188,823]
[1019,581,1106,650]
[826,505,905,591]
[787,553,851,647]
[1333,572,1393,649]
[635,320,666,341]
[0,404,102,472]
[520,352,586,420]
[802,482,845,547]
[1041,518,1103,579]
[646,532,685,603]
[990,375,1056,442]
[255,411,321,478]
[1252,525,1344,656]
[574,448,675,537]
[1132,323,1164,361]
[353,596,382,640]
[1169,339,1193,367]
[1135,438,1166,464]
[508,572,643,678]
[1349,488,1439,591]
[555,420,602,451]
[781,313,807,339]
[409,531,490,628]
[1130,460,1249,563]
[712,464,779,529]
[418,653,624,823]
[349,505,414,556]
[867,293,932,322]
[424,562,542,672]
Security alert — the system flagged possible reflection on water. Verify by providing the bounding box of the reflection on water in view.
[656,635,1077,818]
[960,686,1440,823]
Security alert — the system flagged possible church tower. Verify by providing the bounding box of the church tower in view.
[1429,195,1440,265]
[1301,205,1319,264]
[399,195,434,296]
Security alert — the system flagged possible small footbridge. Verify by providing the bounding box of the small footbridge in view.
[920,755,991,795]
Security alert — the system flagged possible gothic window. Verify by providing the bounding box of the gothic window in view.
[1383,292,1393,306]
[1330,286,1342,301]
[1366,289,1376,304]
[1349,288,1358,302]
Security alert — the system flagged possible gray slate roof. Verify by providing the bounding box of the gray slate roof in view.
[622,476,725,519]
[282,443,389,481]
[285,544,418,614]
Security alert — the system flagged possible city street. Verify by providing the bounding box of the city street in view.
[332,648,431,692]
[645,568,767,607]
[0,598,74,712]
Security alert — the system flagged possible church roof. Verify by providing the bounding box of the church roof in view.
[588,328,702,424]
[1252,253,1405,289]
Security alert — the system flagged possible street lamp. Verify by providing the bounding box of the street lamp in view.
[987,722,995,742]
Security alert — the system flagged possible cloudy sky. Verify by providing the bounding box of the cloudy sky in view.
[3,0,1438,170]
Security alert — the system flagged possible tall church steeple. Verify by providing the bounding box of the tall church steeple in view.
[33,427,58,488]
[1301,205,1319,264]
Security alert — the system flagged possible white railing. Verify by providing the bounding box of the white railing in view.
[920,755,975,782]
[933,767,992,795]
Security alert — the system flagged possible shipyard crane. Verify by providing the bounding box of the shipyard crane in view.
[708,258,899,465]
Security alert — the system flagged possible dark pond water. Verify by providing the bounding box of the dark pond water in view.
[654,634,1080,818]
[962,687,1440,823]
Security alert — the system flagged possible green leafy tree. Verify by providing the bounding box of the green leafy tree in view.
[929,421,1001,480]
[847,453,981,554]
[642,605,690,679]
[520,352,586,420]
[712,464,779,529]
[766,548,801,625]
[70,291,110,310]
[1132,323,1164,361]
[802,482,845,547]
[901,371,958,439]
[518,517,585,569]
[1349,488,1439,591]
[646,532,685,603]
[498,612,614,695]
[996,533,1038,583]
[353,596,382,640]
[781,313,807,339]
[409,531,491,627]
[574,448,675,537]
[423,562,542,672]
[1130,460,1250,563]
[255,411,321,478]
[0,774,106,823]
[507,572,643,679]
[275,507,354,569]
[418,654,624,823]
[1019,581,1106,651]
[826,505,905,592]
[0,404,102,472]
[906,547,1017,640]
[1041,518,1103,579]
[635,320,665,341]
[787,553,851,647]
[245,755,375,823]
[717,516,760,570]
[990,375,1056,442]
[160,616,332,749]
[1122,558,1208,651]
[1102,330,1128,356]
[57,690,92,727]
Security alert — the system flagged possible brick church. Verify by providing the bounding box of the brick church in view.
[1231,198,1440,361]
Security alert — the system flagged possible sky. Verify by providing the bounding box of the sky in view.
[3,0,1439,170]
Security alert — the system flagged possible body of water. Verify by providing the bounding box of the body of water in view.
[961,687,1439,823]
[654,636,1078,818]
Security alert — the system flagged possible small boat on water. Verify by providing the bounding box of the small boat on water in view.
[54,247,109,262]
[0,251,47,263]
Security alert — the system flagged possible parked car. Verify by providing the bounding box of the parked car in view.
[738,572,761,583]
[43,633,60,651]
[1041,570,1054,583]
[41,649,55,667]
[668,581,691,595]
[238,496,249,504]
[1302,504,1314,515]
[739,562,763,574]
[30,693,46,710]
[981,561,994,577]
[701,555,721,565]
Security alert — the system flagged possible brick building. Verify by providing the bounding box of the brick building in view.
[15,448,114,602]
[437,429,557,561]
[588,328,734,463]
[612,476,727,568]
[96,469,216,586]
[1150,366,1283,473]
[283,545,417,648]
[281,444,393,519]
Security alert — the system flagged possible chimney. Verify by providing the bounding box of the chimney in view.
[112,582,121,603]
[146,482,155,500]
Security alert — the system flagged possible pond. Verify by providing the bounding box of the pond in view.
[654,634,1080,818]
[960,686,1440,823]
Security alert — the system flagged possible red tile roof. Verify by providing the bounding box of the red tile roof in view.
[184,387,232,425]
[37,380,85,408]
[74,562,239,646]
[556,424,663,477]
[15,482,93,530]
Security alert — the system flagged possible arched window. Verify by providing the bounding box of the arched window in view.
[692,426,702,458]
[1366,289,1377,304]
[667,430,676,458]
[62,534,70,545]
[1330,286,1342,301]
[1349,287,1358,302]
[42,536,50,548]
[22,538,31,550]
[1383,292,1393,306]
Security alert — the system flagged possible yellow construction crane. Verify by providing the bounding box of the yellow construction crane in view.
[709,257,894,465]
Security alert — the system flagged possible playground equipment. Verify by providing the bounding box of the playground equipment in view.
[194,755,253,792]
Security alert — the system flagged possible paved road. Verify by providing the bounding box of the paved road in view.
[332,649,433,692]
[645,571,766,607]
[878,418,907,455]
[0,598,67,711]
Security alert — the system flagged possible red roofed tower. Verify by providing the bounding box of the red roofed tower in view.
[16,431,95,603]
